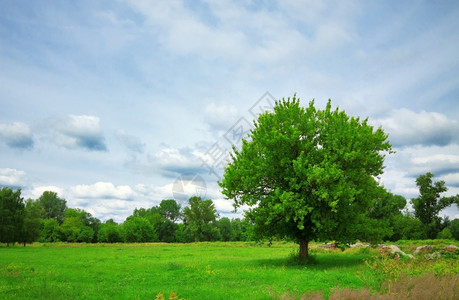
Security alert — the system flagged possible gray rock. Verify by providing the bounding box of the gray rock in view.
[380,245,414,259]
[414,245,434,255]
[440,245,458,253]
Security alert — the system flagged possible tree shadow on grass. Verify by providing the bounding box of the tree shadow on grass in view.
[253,253,368,270]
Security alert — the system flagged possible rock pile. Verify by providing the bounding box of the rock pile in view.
[379,244,414,259]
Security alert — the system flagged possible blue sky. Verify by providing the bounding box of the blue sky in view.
[1,0,458,223]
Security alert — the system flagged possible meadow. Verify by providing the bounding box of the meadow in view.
[1,241,458,299]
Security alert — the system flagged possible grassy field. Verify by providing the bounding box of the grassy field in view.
[1,241,458,299]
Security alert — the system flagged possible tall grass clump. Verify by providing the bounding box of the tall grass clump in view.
[271,273,459,299]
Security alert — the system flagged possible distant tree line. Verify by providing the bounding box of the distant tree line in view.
[0,190,255,246]
[1,172,458,246]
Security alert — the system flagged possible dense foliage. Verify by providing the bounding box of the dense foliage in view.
[411,172,459,239]
[0,188,255,245]
[0,187,24,246]
[220,97,393,258]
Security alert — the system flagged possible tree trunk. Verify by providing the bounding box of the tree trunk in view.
[299,238,309,260]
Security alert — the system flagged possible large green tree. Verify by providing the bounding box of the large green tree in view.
[183,197,220,241]
[130,199,181,242]
[219,97,392,259]
[60,208,97,243]
[38,191,67,224]
[391,211,427,240]
[19,199,43,246]
[40,218,61,242]
[123,216,157,242]
[450,219,459,241]
[217,217,232,241]
[0,187,25,246]
[98,219,123,243]
[367,192,407,241]
[411,172,458,239]
[158,199,181,222]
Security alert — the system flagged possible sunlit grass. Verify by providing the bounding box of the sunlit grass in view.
[0,241,457,299]
[0,242,374,299]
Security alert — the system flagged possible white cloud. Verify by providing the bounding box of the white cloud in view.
[412,154,459,165]
[377,109,459,147]
[27,186,64,200]
[0,168,27,188]
[70,182,136,200]
[410,154,459,176]
[439,173,459,188]
[48,115,107,151]
[0,122,34,149]
[379,168,418,199]
[127,146,206,178]
[171,174,207,204]
[213,198,235,213]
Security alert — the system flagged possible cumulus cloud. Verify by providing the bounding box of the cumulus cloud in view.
[70,182,136,200]
[116,130,145,153]
[171,173,207,204]
[439,173,459,188]
[48,115,107,151]
[410,154,459,177]
[27,185,64,200]
[128,146,208,178]
[377,109,459,148]
[0,122,34,149]
[0,168,27,188]
[213,198,235,213]
[379,168,419,199]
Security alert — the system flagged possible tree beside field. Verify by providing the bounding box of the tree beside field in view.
[219,96,393,259]
[411,172,459,239]
[20,199,42,246]
[183,196,220,241]
[38,191,67,224]
[0,187,24,246]
[123,216,157,242]
[98,219,123,243]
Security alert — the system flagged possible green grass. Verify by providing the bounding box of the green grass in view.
[0,242,457,299]
[0,242,377,299]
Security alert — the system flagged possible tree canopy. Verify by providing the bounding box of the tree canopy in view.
[0,187,25,245]
[219,96,393,259]
[183,196,219,242]
[411,172,459,239]
[38,191,67,224]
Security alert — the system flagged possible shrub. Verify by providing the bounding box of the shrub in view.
[437,228,453,239]
[122,217,157,242]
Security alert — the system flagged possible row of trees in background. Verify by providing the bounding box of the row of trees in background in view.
[0,189,254,245]
[0,172,458,246]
